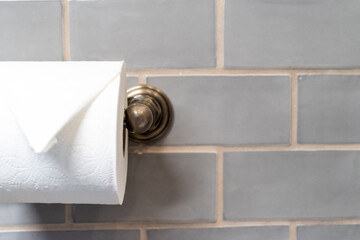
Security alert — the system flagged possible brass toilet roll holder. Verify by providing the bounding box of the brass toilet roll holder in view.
[124,84,173,143]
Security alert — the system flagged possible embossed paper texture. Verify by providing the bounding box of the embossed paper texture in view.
[0,62,128,204]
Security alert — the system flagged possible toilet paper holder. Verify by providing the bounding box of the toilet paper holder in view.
[124,84,173,143]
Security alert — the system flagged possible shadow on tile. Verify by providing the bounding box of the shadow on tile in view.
[73,153,216,222]
[0,203,65,226]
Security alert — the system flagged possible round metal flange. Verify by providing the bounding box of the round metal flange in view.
[125,84,173,143]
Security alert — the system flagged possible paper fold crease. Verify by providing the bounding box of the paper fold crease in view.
[0,61,124,153]
[0,61,128,204]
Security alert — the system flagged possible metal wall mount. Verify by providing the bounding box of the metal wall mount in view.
[124,84,173,143]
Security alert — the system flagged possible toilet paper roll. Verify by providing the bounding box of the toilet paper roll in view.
[0,62,128,204]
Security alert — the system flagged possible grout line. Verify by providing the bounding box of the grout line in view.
[295,219,360,226]
[0,222,288,233]
[61,0,71,61]
[128,144,360,154]
[222,144,360,151]
[216,149,224,223]
[126,68,360,77]
[290,72,298,146]
[2,219,360,232]
[129,145,218,154]
[65,205,73,225]
[290,223,297,240]
[126,74,140,77]
[216,0,225,69]
[140,228,147,240]
[139,73,147,84]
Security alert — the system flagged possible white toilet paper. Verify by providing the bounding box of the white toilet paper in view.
[0,61,128,204]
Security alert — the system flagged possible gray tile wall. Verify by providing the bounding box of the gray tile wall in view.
[126,77,139,89]
[148,226,289,240]
[224,151,360,220]
[225,0,360,68]
[73,153,217,223]
[298,75,360,144]
[2,0,360,239]
[69,0,215,69]
[148,76,291,146]
[297,225,360,240]
[0,204,65,226]
[0,230,139,240]
[0,1,63,60]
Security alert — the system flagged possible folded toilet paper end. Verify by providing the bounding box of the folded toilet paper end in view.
[0,61,174,205]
